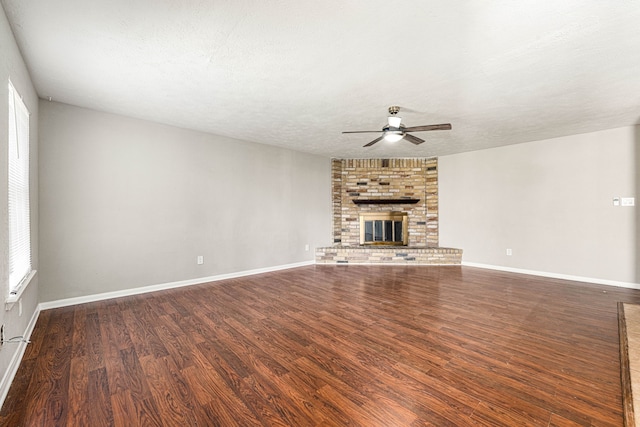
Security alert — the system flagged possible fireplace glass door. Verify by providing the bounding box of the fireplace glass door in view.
[359,212,408,246]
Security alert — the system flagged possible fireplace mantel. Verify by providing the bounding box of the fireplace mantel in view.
[352,198,420,205]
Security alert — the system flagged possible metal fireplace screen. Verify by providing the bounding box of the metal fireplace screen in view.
[359,212,408,246]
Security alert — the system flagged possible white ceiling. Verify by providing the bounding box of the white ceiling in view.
[3,0,640,158]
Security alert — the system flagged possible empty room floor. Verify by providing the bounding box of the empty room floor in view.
[2,265,639,426]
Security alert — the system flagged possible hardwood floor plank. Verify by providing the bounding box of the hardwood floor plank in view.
[138,355,197,426]
[153,314,196,371]
[22,308,51,361]
[0,358,34,426]
[87,367,114,426]
[128,303,170,359]
[243,368,317,427]
[68,338,89,426]
[469,401,550,427]
[110,390,138,427]
[442,355,554,424]
[18,340,57,425]
[115,392,164,427]
[2,265,638,425]
[195,341,293,426]
[315,384,388,427]
[21,308,75,426]
[119,346,153,401]
[222,316,291,376]
[547,412,591,427]
[182,362,259,426]
[107,302,134,351]
[86,311,105,372]
[99,307,131,397]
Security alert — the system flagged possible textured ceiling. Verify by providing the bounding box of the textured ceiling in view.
[3,0,640,158]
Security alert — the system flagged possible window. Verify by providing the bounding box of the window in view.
[7,80,31,295]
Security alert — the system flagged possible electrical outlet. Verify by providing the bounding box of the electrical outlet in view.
[305,244,310,252]
[506,248,513,256]
[197,256,204,265]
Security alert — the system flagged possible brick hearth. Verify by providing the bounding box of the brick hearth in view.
[315,246,462,265]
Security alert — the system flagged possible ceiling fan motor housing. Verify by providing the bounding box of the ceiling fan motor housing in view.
[388,106,400,115]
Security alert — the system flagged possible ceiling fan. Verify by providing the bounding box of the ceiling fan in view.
[342,106,451,147]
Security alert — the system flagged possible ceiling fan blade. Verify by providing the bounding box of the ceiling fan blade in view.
[342,130,382,134]
[363,136,385,147]
[403,134,425,145]
[403,123,452,132]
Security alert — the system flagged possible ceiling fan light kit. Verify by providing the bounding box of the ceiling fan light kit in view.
[342,106,452,147]
[384,131,404,143]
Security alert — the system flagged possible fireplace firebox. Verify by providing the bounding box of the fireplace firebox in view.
[359,212,408,246]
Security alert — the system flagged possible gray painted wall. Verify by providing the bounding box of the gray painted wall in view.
[439,126,638,284]
[0,4,39,387]
[39,101,331,302]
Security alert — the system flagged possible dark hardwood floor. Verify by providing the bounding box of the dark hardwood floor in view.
[2,265,640,426]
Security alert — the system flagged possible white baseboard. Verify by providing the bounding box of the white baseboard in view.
[0,304,41,408]
[40,260,315,310]
[462,261,640,290]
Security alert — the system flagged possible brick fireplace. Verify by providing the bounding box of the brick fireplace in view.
[315,158,462,265]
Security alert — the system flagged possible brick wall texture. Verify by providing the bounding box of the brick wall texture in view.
[332,158,438,247]
[315,246,463,265]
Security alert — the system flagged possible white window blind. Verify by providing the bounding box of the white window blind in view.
[7,81,31,293]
